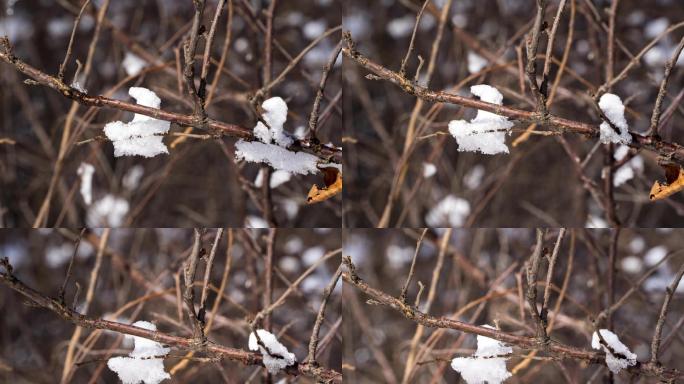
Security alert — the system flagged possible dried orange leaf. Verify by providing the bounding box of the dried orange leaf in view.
[649,164,684,201]
[307,167,342,204]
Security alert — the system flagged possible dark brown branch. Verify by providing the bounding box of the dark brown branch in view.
[0,42,340,162]
[183,229,205,341]
[306,263,342,365]
[342,35,684,166]
[650,262,684,364]
[341,259,683,381]
[648,35,684,138]
[0,260,341,382]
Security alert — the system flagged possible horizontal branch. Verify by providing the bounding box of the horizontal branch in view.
[0,268,341,382]
[342,269,682,381]
[0,42,340,162]
[342,42,684,165]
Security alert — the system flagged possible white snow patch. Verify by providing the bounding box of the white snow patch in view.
[620,256,643,274]
[103,87,170,158]
[87,194,129,227]
[46,243,75,268]
[586,215,608,228]
[598,93,632,145]
[245,216,269,228]
[644,246,668,267]
[422,162,437,178]
[254,97,292,147]
[613,145,643,187]
[386,15,415,38]
[467,51,488,74]
[628,237,646,253]
[235,141,318,175]
[645,17,669,39]
[303,19,327,40]
[77,162,95,205]
[464,164,485,190]
[123,165,145,191]
[122,52,147,77]
[386,245,415,269]
[449,85,514,154]
[107,321,170,384]
[591,329,637,374]
[248,329,296,375]
[451,325,512,384]
[302,246,325,266]
[254,169,292,188]
[425,195,471,227]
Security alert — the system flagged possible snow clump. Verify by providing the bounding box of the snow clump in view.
[451,325,513,384]
[107,321,170,384]
[449,85,514,155]
[248,329,296,375]
[598,93,631,145]
[591,329,637,374]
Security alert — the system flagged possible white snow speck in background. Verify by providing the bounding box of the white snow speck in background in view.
[598,93,632,145]
[422,162,437,178]
[451,325,513,384]
[425,195,471,227]
[103,87,170,158]
[77,162,95,205]
[449,85,514,155]
[107,321,170,384]
[467,51,488,74]
[248,329,296,375]
[87,194,129,227]
[613,145,643,187]
[591,329,637,374]
[122,52,147,77]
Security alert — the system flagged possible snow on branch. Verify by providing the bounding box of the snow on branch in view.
[591,329,637,374]
[107,321,171,384]
[248,329,297,375]
[450,325,513,384]
[103,87,171,158]
[235,96,319,175]
[448,85,514,155]
[598,93,632,145]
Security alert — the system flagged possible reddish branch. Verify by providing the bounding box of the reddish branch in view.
[342,33,684,166]
[0,259,341,383]
[342,257,683,381]
[0,39,340,161]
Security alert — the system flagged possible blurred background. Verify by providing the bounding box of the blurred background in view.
[0,0,342,227]
[343,0,684,227]
[343,228,684,383]
[0,228,342,383]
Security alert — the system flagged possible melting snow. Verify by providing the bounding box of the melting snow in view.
[104,87,170,158]
[248,329,296,375]
[107,321,170,384]
[598,93,631,145]
[591,329,637,374]
[449,85,514,154]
